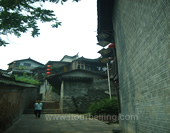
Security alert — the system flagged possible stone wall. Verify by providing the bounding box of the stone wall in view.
[112,0,170,133]
[0,81,39,133]
[60,79,116,113]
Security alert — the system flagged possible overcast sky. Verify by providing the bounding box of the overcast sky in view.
[0,0,101,70]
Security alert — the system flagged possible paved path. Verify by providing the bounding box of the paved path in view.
[4,114,116,133]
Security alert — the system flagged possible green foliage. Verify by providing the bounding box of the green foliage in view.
[0,0,80,46]
[88,97,118,115]
[14,72,40,85]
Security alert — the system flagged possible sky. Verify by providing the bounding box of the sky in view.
[0,0,102,70]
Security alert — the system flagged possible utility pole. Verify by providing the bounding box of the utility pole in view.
[107,63,112,99]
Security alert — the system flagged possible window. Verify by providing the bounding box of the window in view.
[86,66,90,70]
[24,63,31,67]
[81,65,84,69]
[15,62,20,67]
[78,62,85,70]
[78,65,80,69]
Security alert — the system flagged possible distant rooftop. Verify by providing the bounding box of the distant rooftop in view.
[8,57,44,66]
[60,53,79,62]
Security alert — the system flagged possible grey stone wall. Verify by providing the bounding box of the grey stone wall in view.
[61,79,116,113]
[0,82,39,133]
[112,0,170,133]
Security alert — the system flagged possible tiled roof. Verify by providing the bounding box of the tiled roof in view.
[8,57,44,66]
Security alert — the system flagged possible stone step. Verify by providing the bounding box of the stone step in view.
[42,101,60,109]
[24,109,61,114]
[42,109,61,114]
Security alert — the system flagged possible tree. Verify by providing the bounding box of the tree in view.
[0,0,80,46]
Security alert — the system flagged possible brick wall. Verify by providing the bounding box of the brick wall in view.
[112,0,170,133]
[0,82,39,133]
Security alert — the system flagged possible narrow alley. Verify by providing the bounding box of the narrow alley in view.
[4,114,118,133]
[1,0,169,133]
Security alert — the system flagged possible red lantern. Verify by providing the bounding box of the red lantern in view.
[46,68,51,71]
[46,72,51,75]
[108,43,116,48]
[47,65,51,68]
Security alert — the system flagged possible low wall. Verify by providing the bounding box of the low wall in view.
[0,80,39,133]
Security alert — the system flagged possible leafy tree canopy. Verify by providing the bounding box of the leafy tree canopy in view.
[0,0,79,46]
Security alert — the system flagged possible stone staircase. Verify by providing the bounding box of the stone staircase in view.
[24,101,61,114]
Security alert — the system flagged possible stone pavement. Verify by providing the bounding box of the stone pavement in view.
[4,114,118,133]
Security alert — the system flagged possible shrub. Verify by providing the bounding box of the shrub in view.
[88,97,118,115]
[14,73,40,85]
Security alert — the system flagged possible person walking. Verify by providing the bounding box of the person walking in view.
[34,100,43,118]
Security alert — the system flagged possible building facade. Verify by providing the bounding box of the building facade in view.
[46,69,117,113]
[8,58,44,75]
[42,55,116,113]
[97,0,170,133]
[46,55,107,74]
